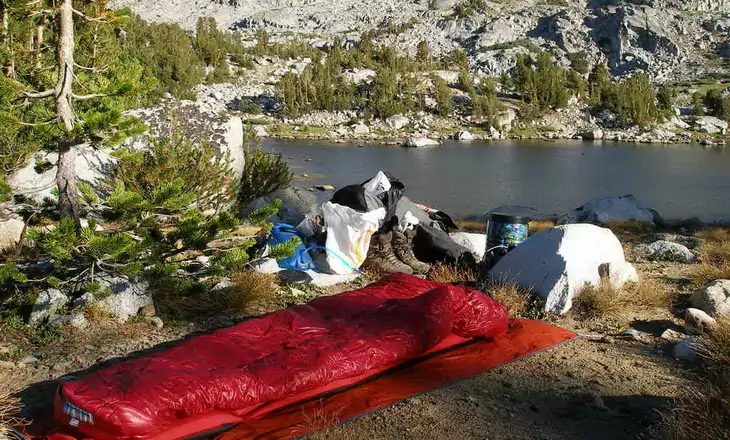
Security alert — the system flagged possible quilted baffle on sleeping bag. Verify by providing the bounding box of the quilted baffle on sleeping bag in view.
[53,274,509,440]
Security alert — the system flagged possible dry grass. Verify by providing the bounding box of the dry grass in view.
[664,379,730,440]
[209,270,278,315]
[665,316,730,440]
[454,219,483,233]
[699,315,730,368]
[696,227,730,243]
[603,220,655,234]
[428,264,477,283]
[481,279,531,316]
[0,374,27,438]
[84,304,113,323]
[572,279,627,320]
[453,219,557,236]
[572,278,674,321]
[692,227,730,285]
[528,219,556,234]
[623,277,674,309]
[302,402,345,440]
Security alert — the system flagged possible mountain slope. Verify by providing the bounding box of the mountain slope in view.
[111,0,730,81]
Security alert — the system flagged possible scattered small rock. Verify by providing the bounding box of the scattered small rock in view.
[689,279,730,317]
[20,355,40,365]
[138,305,156,317]
[30,288,69,325]
[289,287,306,297]
[661,328,688,343]
[52,361,73,373]
[48,314,71,328]
[314,184,336,191]
[146,316,164,329]
[636,240,696,262]
[684,308,717,334]
[673,338,700,361]
[0,218,24,252]
[212,280,234,291]
[70,313,89,330]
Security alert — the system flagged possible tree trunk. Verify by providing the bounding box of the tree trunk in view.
[55,0,80,228]
[57,141,80,225]
[35,24,44,70]
[0,3,13,77]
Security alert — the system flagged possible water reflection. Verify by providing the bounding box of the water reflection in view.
[264,139,730,221]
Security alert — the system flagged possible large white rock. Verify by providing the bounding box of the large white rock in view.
[558,195,659,226]
[402,137,440,148]
[221,116,245,180]
[244,187,318,225]
[9,146,117,203]
[386,115,410,130]
[489,224,634,314]
[351,122,370,136]
[454,130,475,141]
[690,279,730,317]
[30,289,69,325]
[0,218,24,253]
[694,115,728,134]
[96,275,153,323]
[450,232,487,260]
[608,260,640,286]
[343,68,376,84]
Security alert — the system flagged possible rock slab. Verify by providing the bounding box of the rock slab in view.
[97,275,153,323]
[0,218,24,252]
[637,240,696,262]
[558,195,658,226]
[690,279,730,317]
[30,289,69,325]
[489,224,635,314]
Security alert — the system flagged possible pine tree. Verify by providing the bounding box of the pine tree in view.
[432,74,453,116]
[0,0,150,229]
[416,40,430,64]
[615,73,660,126]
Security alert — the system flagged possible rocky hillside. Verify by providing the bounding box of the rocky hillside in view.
[111,0,730,82]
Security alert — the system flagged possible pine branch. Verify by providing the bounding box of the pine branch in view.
[72,8,106,23]
[74,62,109,73]
[23,89,56,98]
[72,92,111,101]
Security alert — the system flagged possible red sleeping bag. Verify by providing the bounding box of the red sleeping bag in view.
[54,274,508,440]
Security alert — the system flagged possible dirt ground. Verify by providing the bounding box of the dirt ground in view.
[0,233,706,440]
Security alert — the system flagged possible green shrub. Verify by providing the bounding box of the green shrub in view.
[567,52,589,75]
[453,0,486,17]
[0,178,11,203]
[238,147,292,205]
[657,87,675,114]
[457,70,474,93]
[693,92,706,116]
[704,89,730,120]
[513,52,569,110]
[109,129,235,215]
[432,74,453,116]
[124,15,205,99]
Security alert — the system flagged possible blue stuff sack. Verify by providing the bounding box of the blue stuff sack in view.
[268,223,316,271]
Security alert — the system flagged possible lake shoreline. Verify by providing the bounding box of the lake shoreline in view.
[261,125,728,147]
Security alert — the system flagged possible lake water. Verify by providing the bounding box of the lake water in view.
[264,139,730,221]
